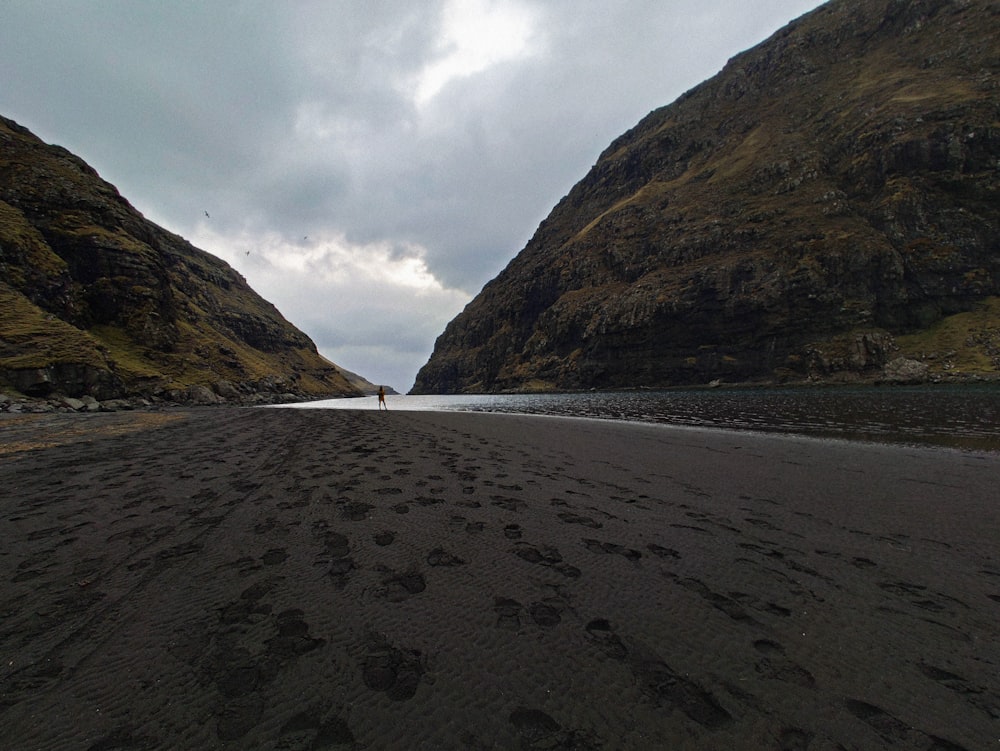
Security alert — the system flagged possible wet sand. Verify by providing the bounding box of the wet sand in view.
[1,407,998,750]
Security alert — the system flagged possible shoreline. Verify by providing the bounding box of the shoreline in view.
[285,383,1000,455]
[2,408,998,749]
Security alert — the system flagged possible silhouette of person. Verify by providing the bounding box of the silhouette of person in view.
[378,385,387,410]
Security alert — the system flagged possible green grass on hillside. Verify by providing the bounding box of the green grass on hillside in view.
[0,282,106,370]
[896,297,1000,375]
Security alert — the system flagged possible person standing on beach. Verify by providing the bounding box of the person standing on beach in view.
[378,385,387,410]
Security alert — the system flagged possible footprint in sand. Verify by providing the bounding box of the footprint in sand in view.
[674,578,761,625]
[528,601,562,627]
[508,707,560,745]
[216,696,264,741]
[279,710,355,749]
[843,699,914,744]
[918,663,998,719]
[494,597,523,630]
[361,633,424,701]
[374,530,396,546]
[843,699,970,750]
[754,650,816,689]
[513,543,581,578]
[427,547,466,567]
[557,512,603,529]
[254,517,279,535]
[582,538,642,561]
[378,569,426,602]
[878,581,968,614]
[778,727,814,751]
[210,603,324,740]
[313,527,354,586]
[586,618,733,729]
[646,543,681,560]
[507,707,599,748]
[86,730,156,750]
[267,609,325,658]
[585,619,628,660]
[261,548,288,565]
[338,501,373,521]
[637,661,732,729]
[492,496,527,512]
[670,522,713,536]
[415,496,445,507]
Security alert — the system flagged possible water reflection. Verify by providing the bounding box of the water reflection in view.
[289,385,1000,452]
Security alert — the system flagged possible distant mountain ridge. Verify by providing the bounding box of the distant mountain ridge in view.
[0,114,361,404]
[412,0,1000,394]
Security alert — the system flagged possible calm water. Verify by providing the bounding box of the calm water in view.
[286,385,1000,452]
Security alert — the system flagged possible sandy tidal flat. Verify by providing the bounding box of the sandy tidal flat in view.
[1,407,998,750]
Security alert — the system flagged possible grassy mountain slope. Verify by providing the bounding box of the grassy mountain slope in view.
[413,0,999,393]
[0,115,359,401]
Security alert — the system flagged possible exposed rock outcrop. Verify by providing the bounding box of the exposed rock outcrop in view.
[0,115,362,402]
[413,0,1000,393]
[882,357,931,384]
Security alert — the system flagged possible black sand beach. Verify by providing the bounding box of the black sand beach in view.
[1,407,998,749]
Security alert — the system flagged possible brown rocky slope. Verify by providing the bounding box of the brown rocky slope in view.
[1,115,361,405]
[412,0,1000,393]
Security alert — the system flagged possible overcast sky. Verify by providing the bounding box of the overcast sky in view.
[2,0,825,392]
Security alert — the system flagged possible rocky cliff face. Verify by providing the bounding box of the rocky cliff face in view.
[0,115,360,402]
[413,0,1000,393]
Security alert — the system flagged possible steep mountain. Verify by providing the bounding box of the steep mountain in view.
[412,0,1000,393]
[0,115,360,403]
[336,365,399,396]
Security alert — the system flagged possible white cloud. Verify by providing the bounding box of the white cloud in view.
[412,0,543,105]
[189,225,470,391]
